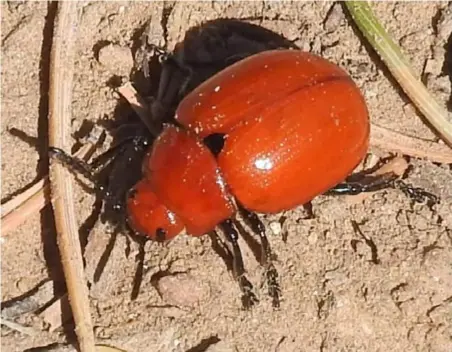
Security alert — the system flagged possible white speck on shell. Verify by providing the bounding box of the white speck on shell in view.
[254,157,273,170]
[168,212,177,224]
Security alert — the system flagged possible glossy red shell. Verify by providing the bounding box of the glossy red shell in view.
[128,49,369,238]
[176,50,369,213]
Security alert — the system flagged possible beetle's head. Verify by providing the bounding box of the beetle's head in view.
[126,180,184,241]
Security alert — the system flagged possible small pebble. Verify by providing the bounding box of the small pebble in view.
[324,3,344,32]
[307,232,318,245]
[269,221,282,235]
[204,340,236,352]
[423,58,442,76]
[97,43,133,77]
[156,273,209,307]
[374,156,408,177]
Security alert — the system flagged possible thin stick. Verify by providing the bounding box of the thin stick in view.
[2,179,49,236]
[1,141,100,237]
[0,317,39,336]
[48,2,95,351]
[1,179,47,217]
[346,1,452,148]
[117,82,161,136]
[370,125,452,164]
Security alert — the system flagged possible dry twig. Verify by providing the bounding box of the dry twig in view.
[1,140,100,237]
[48,2,96,351]
[117,82,159,133]
[0,317,39,337]
[346,1,452,148]
[1,178,48,236]
[370,125,452,164]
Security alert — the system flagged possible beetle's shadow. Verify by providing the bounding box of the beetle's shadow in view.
[442,31,452,111]
[82,18,299,299]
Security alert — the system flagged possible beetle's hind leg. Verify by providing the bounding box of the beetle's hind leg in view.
[238,206,280,308]
[219,219,259,309]
[327,173,439,208]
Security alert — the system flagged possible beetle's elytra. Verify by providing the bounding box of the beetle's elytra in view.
[127,50,369,239]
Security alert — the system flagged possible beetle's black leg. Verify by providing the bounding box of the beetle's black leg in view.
[392,180,439,207]
[327,174,438,208]
[238,206,280,308]
[326,174,395,196]
[49,136,149,194]
[49,147,98,185]
[89,135,149,171]
[157,54,193,103]
[139,41,193,97]
[139,39,195,124]
[219,219,258,309]
[208,230,234,273]
[145,43,192,78]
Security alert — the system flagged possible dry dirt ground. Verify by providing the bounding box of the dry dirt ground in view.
[2,2,452,352]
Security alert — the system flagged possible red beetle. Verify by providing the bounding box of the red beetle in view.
[50,48,435,308]
[126,49,369,307]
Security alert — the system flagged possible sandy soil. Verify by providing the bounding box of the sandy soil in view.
[2,2,452,352]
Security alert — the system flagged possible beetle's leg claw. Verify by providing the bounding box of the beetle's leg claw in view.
[394,180,439,208]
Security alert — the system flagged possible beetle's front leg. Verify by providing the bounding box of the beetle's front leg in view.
[137,39,194,115]
[49,135,149,195]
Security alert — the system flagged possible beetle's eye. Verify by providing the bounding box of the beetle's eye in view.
[155,228,167,242]
[203,133,225,156]
[128,187,138,200]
